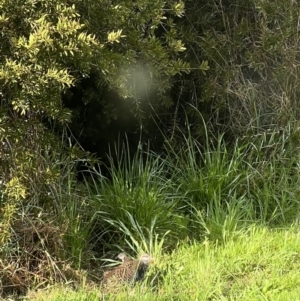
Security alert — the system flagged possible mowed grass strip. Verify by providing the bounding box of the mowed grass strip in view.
[26,225,300,301]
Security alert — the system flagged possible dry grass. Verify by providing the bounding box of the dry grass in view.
[0,213,84,297]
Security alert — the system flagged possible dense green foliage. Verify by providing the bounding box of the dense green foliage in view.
[177,0,300,136]
[0,0,300,298]
[0,0,188,202]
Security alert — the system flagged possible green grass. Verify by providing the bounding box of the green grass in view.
[85,139,188,254]
[82,122,300,258]
[26,225,300,300]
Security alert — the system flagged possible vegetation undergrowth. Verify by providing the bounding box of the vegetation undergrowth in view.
[2,120,300,298]
[1,0,300,299]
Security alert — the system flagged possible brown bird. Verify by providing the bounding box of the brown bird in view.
[102,253,154,287]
